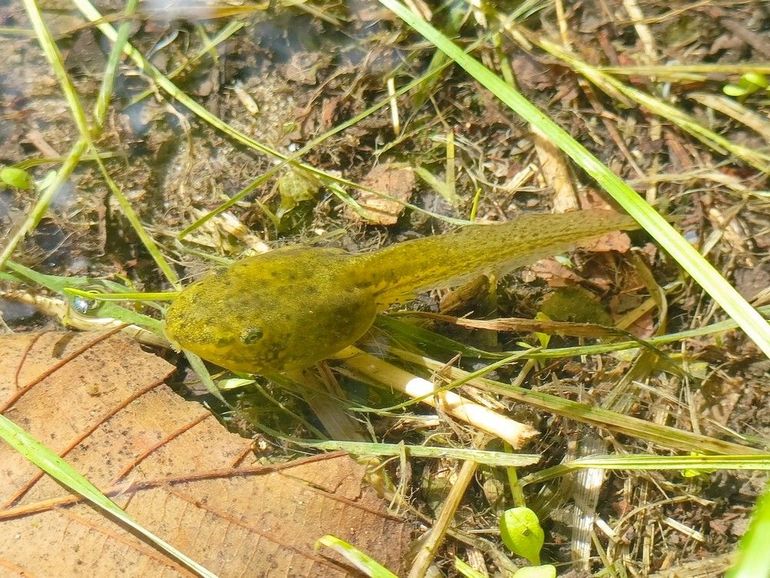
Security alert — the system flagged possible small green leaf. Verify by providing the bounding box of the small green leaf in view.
[500,506,545,565]
[723,84,748,97]
[724,73,770,98]
[513,564,557,578]
[276,168,320,219]
[1,166,34,189]
[742,72,768,90]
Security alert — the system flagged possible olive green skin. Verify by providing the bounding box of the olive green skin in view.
[165,247,377,373]
[164,210,637,374]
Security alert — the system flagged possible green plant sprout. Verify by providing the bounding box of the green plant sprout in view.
[723,72,769,98]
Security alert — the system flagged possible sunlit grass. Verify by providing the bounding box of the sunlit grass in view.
[3,0,770,574]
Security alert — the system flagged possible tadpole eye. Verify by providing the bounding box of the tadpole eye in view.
[240,327,264,344]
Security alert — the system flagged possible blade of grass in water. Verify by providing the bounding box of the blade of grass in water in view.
[598,63,770,78]
[379,0,770,361]
[11,150,121,170]
[1,0,97,269]
[729,482,770,578]
[89,0,180,286]
[522,454,770,486]
[292,440,540,467]
[531,35,770,173]
[316,535,398,578]
[71,0,471,237]
[5,0,178,291]
[64,288,177,302]
[93,0,137,128]
[21,0,90,138]
[389,348,760,456]
[91,158,180,286]
[380,305,770,362]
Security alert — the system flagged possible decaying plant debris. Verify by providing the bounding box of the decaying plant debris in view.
[1,1,770,576]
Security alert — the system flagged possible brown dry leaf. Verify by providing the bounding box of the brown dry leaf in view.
[580,230,632,253]
[623,310,657,340]
[525,258,583,287]
[693,370,743,434]
[350,163,415,225]
[573,193,634,254]
[0,331,410,577]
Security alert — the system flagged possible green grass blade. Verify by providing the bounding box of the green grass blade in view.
[315,535,398,578]
[0,413,215,577]
[455,557,488,578]
[522,454,770,486]
[379,0,770,360]
[728,482,770,578]
[63,288,177,302]
[391,348,760,456]
[4,261,164,332]
[3,0,95,269]
[11,150,121,170]
[0,138,89,268]
[292,440,541,467]
[93,0,138,127]
[128,20,245,106]
[21,0,91,138]
[598,63,770,78]
[92,157,180,286]
[185,351,229,406]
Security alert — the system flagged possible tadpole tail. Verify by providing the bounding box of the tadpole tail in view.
[356,210,639,309]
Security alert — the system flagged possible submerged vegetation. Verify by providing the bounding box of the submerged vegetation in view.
[1,0,770,576]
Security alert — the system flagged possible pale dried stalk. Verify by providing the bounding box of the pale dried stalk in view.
[339,347,537,449]
[407,435,483,578]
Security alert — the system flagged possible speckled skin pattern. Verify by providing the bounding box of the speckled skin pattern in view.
[165,210,637,373]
